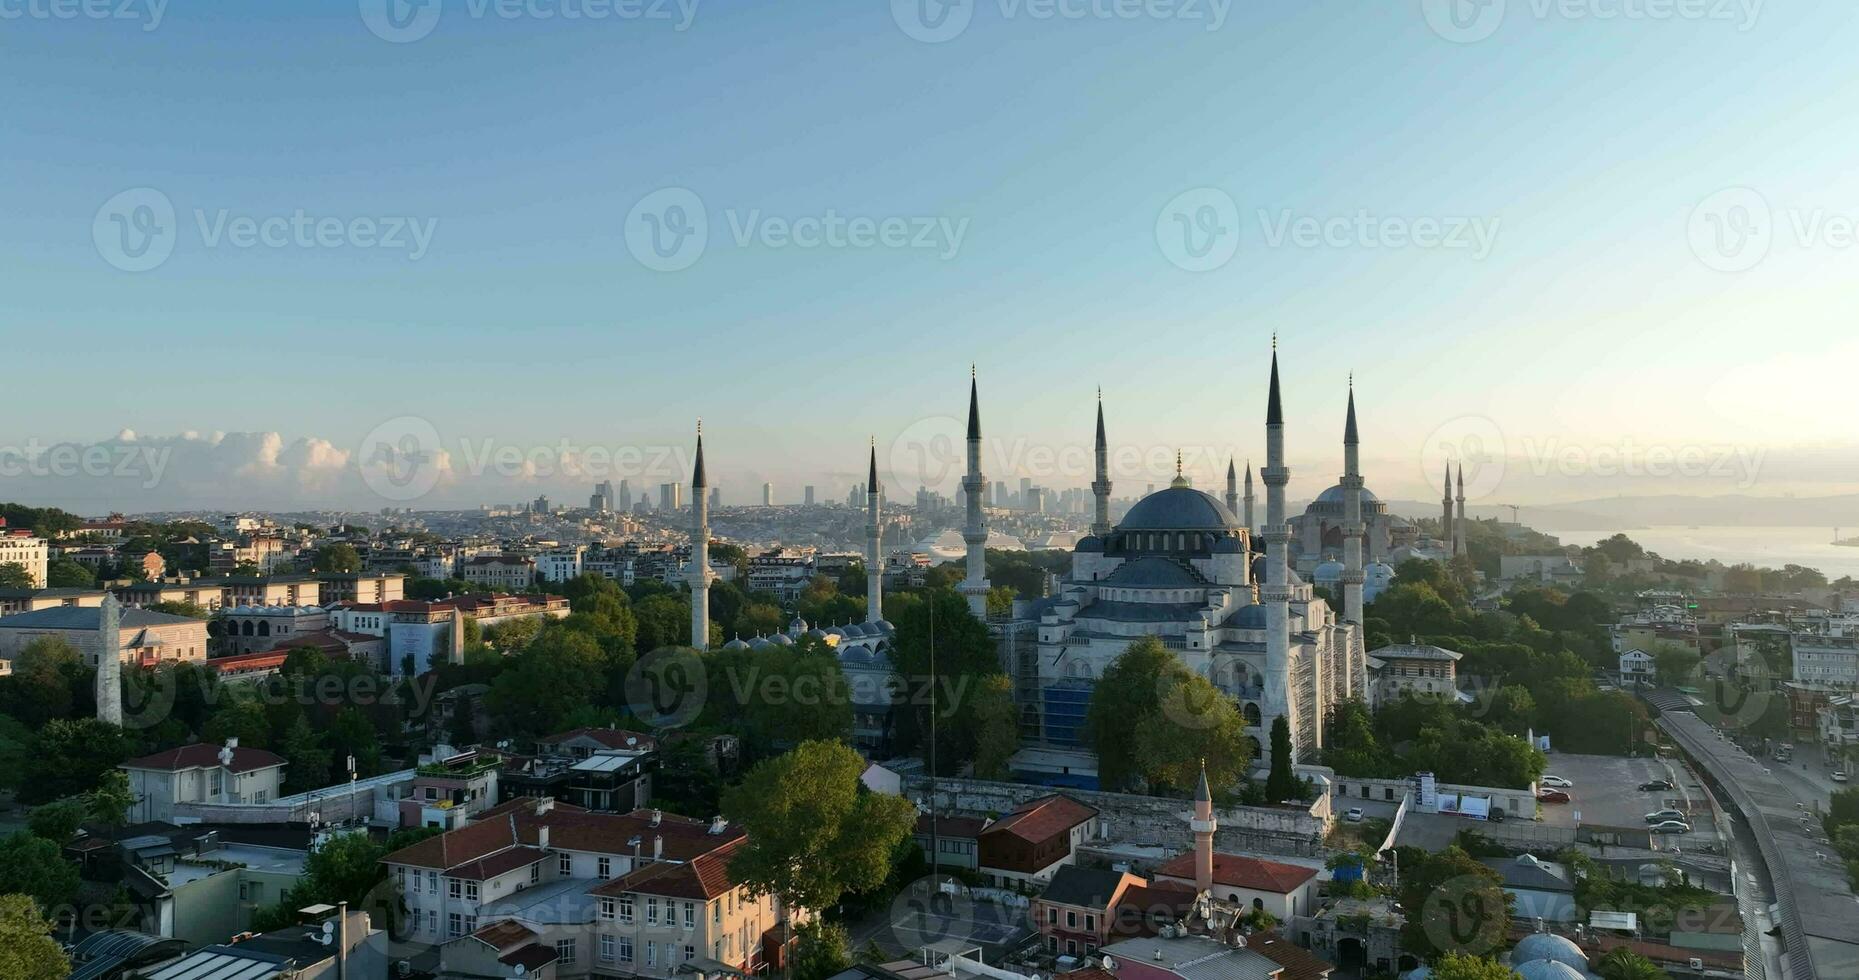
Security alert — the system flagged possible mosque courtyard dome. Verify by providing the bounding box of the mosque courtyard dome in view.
[1117,486,1239,532]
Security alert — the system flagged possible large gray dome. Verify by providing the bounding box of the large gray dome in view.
[1118,487,1238,531]
[1515,961,1585,980]
[1512,934,1588,972]
[1314,484,1381,505]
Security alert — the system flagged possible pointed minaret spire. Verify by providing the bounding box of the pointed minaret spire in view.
[967,363,981,440]
[1442,462,1456,553]
[1341,376,1366,630]
[866,439,884,624]
[1344,374,1358,445]
[1190,759,1216,893]
[1453,462,1468,557]
[1267,335,1284,426]
[960,367,990,620]
[1243,460,1256,534]
[1223,457,1240,517]
[690,421,711,651]
[1091,388,1112,538]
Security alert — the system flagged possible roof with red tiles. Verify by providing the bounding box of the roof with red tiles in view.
[448,845,546,882]
[123,743,286,774]
[1153,852,1318,894]
[1247,932,1334,980]
[982,795,1098,844]
[470,919,536,952]
[380,799,742,875]
[589,837,748,901]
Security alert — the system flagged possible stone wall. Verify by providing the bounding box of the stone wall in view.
[905,776,1328,858]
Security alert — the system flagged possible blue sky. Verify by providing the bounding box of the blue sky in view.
[4,0,1858,510]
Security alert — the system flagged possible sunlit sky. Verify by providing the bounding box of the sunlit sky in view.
[3,0,1857,511]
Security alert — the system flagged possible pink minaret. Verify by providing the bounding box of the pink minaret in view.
[1190,763,1216,894]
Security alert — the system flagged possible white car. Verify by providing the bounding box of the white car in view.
[1345,808,1364,822]
[1649,820,1692,835]
[1834,771,1848,783]
[1541,775,1573,788]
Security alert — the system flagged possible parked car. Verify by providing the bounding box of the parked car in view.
[1639,779,1675,791]
[1645,809,1686,823]
[1488,806,1507,823]
[1649,820,1692,834]
[1345,807,1364,822]
[1538,790,1570,804]
[1834,771,1849,783]
[1542,775,1573,788]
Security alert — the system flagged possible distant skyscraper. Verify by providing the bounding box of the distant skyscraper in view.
[993,480,1006,508]
[618,479,633,511]
[595,480,615,513]
[660,482,682,511]
[709,486,721,509]
[804,485,815,506]
[762,482,774,506]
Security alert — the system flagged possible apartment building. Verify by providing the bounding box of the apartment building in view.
[463,555,537,591]
[0,526,49,587]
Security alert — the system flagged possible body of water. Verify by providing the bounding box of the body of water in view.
[1549,525,1859,580]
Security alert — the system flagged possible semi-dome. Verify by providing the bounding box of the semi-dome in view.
[1512,934,1588,972]
[1313,484,1381,505]
[1312,560,1345,585]
[1118,487,1239,531]
[1104,556,1205,587]
[1227,604,1268,629]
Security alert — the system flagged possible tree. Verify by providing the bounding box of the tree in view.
[1396,845,1510,961]
[969,674,1019,780]
[791,919,853,980]
[1651,643,1701,685]
[0,894,69,980]
[26,800,86,845]
[721,741,918,919]
[1431,951,1520,980]
[0,637,86,727]
[21,719,133,805]
[279,716,332,792]
[1087,637,1249,794]
[0,563,33,589]
[202,698,271,750]
[313,544,362,573]
[1593,947,1664,980]
[0,833,80,910]
[45,558,95,589]
[84,771,134,831]
[1266,716,1299,801]
[325,708,381,778]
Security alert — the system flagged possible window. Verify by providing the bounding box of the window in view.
[427,910,438,935]
[684,902,695,929]
[448,879,462,899]
[530,862,540,884]
[600,898,616,921]
[685,944,696,961]
[555,939,576,965]
[620,896,635,923]
[619,937,635,963]
[601,934,616,962]
[396,868,407,892]
[448,913,463,938]
[713,901,721,924]
[598,856,612,877]
[1066,911,1077,929]
[427,871,437,893]
[210,769,223,796]
[647,941,657,966]
[647,897,659,924]
[1047,908,1058,925]
[560,853,572,875]
[464,915,478,934]
[1084,914,1095,932]
[465,882,479,902]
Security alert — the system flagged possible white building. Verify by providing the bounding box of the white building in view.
[0,527,49,588]
[1619,648,1656,680]
[1793,633,1859,688]
[462,555,537,591]
[121,740,288,823]
[537,546,587,583]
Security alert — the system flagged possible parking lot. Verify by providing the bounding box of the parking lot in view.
[1535,752,1719,851]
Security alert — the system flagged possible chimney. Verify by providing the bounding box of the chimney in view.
[537,825,550,851]
[650,809,662,827]
[534,797,554,816]
[653,835,663,861]
[226,737,240,750]
[709,815,727,835]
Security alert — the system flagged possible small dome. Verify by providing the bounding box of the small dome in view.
[770,633,795,647]
[1228,604,1267,630]
[806,627,829,640]
[722,637,751,652]
[1515,962,1586,980]
[1312,560,1345,584]
[749,636,775,651]
[874,619,895,633]
[1512,934,1588,972]
[1313,484,1381,506]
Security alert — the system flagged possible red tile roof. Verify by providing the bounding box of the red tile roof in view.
[124,743,286,774]
[448,845,546,882]
[590,837,748,900]
[379,798,742,875]
[1153,852,1318,894]
[983,795,1098,844]
[470,919,536,952]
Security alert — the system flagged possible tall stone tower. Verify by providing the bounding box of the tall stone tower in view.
[865,441,884,624]
[1341,378,1366,628]
[448,606,465,665]
[960,368,991,621]
[96,593,123,726]
[1261,341,1293,764]
[1091,391,1112,539]
[1454,463,1468,557]
[1223,458,1239,518]
[689,423,710,651]
[1441,464,1455,554]
[1190,763,1217,894]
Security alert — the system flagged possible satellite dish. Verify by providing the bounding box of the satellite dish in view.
[219,745,234,767]
[514,966,527,978]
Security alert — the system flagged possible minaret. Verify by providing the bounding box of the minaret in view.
[1441,464,1455,553]
[96,593,123,726]
[1190,762,1216,894]
[1223,458,1239,517]
[448,606,465,665]
[1091,389,1112,539]
[689,423,710,651]
[1454,463,1468,557]
[1341,376,1366,627]
[866,440,884,624]
[1261,339,1293,765]
[1243,461,1256,535]
[960,367,991,621]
